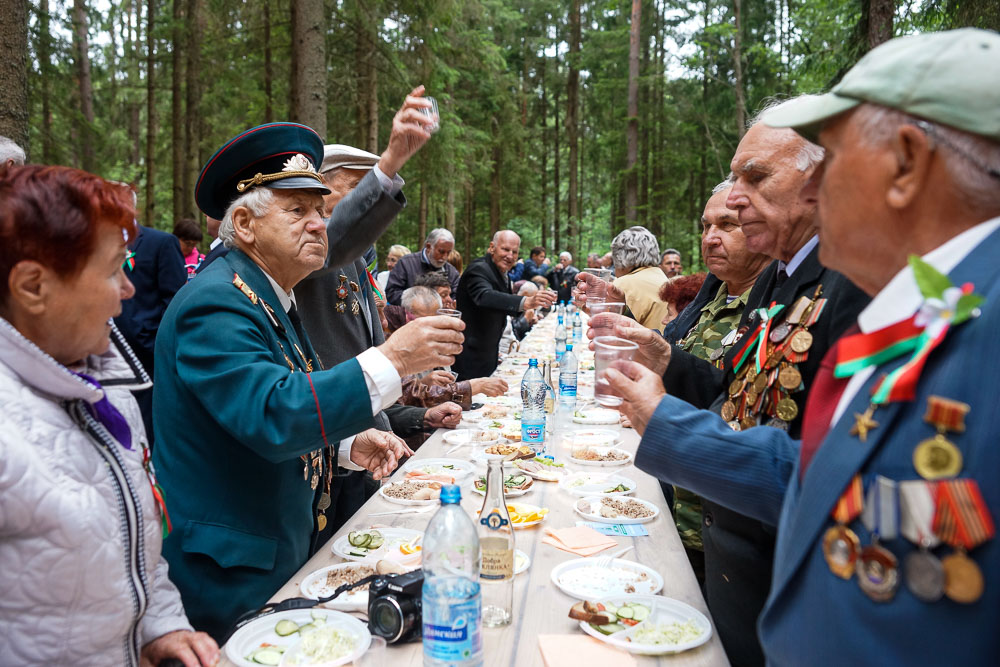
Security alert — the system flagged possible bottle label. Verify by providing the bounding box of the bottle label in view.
[522,422,544,443]
[481,538,514,580]
[479,510,509,531]
[423,596,482,662]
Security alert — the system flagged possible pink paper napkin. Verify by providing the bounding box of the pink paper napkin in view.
[543,526,619,556]
[538,634,637,667]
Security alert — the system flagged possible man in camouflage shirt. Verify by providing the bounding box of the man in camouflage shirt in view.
[672,184,770,579]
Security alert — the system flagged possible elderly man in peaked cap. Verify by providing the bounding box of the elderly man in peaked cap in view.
[152,107,465,638]
[605,29,1000,664]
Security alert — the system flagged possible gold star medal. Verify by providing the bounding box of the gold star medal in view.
[850,405,879,442]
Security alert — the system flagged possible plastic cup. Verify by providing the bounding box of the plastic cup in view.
[588,302,626,339]
[594,336,639,407]
[581,268,612,307]
[437,308,462,318]
[355,635,387,666]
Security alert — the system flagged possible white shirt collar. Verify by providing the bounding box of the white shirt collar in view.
[858,216,1000,333]
[210,237,222,250]
[778,235,819,277]
[263,271,296,312]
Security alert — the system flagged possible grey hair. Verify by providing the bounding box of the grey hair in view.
[752,96,826,172]
[661,248,681,259]
[0,136,26,166]
[612,226,661,274]
[853,103,1000,213]
[219,187,275,249]
[401,285,442,313]
[492,230,520,245]
[387,244,411,258]
[425,228,455,247]
[559,251,572,263]
[711,176,734,194]
[517,281,539,296]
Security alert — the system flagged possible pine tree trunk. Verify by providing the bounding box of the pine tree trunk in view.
[182,0,202,219]
[171,0,184,219]
[566,0,580,259]
[418,180,429,244]
[625,0,641,223]
[128,0,141,165]
[638,0,651,227]
[0,0,28,155]
[553,77,560,253]
[145,0,156,225]
[732,0,747,138]
[291,0,326,137]
[39,0,55,162]
[540,52,548,249]
[490,117,502,236]
[868,0,893,48]
[464,183,473,261]
[263,0,273,122]
[355,1,379,153]
[72,0,95,171]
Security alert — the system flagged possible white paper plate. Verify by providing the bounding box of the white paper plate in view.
[559,472,637,497]
[573,495,660,524]
[579,594,712,655]
[298,562,374,612]
[399,457,475,481]
[565,428,621,446]
[225,609,370,667]
[378,480,443,506]
[551,558,663,600]
[569,447,633,467]
[572,409,622,425]
[331,527,423,567]
[442,429,500,446]
[469,448,523,467]
[514,549,530,575]
[469,475,532,498]
[514,458,569,481]
[507,502,549,529]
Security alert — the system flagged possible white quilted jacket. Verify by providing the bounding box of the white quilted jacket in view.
[0,318,192,666]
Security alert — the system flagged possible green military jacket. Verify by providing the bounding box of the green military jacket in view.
[152,248,376,639]
[673,281,751,551]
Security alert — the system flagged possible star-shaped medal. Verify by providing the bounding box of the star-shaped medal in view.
[850,406,879,442]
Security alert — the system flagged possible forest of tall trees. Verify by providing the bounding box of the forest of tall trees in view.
[1,0,997,267]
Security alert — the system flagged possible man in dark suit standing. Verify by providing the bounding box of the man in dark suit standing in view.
[453,230,556,381]
[114,222,187,444]
[195,215,226,274]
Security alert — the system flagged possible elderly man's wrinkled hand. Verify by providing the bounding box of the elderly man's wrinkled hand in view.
[351,429,414,480]
[423,369,457,387]
[525,289,557,311]
[603,361,666,436]
[573,271,624,310]
[140,630,219,667]
[424,402,462,429]
[378,86,436,178]
[586,313,671,375]
[471,377,508,397]
[380,315,465,377]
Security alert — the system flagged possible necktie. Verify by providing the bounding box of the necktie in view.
[73,372,132,450]
[797,324,860,478]
[773,268,789,292]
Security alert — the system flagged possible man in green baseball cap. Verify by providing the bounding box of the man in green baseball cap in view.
[601,28,1000,664]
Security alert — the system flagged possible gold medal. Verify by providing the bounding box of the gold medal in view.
[941,550,984,604]
[789,329,813,354]
[913,435,963,480]
[823,525,861,579]
[849,405,880,443]
[745,367,758,384]
[776,397,799,421]
[753,372,769,394]
[778,365,802,391]
[746,387,760,405]
[740,416,757,431]
[728,378,745,398]
[317,513,328,531]
[721,400,737,422]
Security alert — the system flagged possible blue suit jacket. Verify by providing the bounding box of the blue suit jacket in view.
[115,225,187,372]
[152,248,375,640]
[639,226,1000,665]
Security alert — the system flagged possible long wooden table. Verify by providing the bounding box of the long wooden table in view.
[223,314,729,666]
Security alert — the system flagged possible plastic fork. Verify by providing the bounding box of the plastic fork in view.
[591,544,635,568]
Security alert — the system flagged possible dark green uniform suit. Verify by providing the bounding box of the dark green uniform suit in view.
[152,248,374,639]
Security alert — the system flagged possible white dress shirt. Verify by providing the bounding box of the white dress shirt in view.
[830,216,1000,426]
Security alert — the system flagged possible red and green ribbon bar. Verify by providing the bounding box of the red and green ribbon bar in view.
[732,303,784,374]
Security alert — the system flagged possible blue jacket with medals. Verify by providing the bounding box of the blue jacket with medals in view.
[152,248,374,640]
[637,224,1000,664]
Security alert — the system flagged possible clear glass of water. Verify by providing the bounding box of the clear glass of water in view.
[594,336,639,407]
[437,308,462,318]
[356,635,387,666]
[588,302,625,338]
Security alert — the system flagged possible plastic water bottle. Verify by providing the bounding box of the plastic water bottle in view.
[559,343,578,409]
[520,359,547,452]
[422,485,483,667]
[571,310,583,344]
[554,316,567,361]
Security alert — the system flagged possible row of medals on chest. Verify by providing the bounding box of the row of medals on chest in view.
[720,292,820,431]
[824,394,989,605]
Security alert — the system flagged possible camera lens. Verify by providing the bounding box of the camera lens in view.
[369,595,419,643]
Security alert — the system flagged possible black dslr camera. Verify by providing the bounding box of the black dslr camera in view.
[367,569,423,643]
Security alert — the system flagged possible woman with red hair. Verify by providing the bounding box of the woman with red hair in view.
[658,272,707,328]
[0,166,218,666]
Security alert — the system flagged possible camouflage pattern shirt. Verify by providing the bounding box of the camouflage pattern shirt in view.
[672,281,752,551]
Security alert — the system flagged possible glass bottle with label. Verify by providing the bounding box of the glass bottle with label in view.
[477,457,514,627]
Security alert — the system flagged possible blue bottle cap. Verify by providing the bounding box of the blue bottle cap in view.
[528,358,538,367]
[566,344,573,351]
[440,484,461,504]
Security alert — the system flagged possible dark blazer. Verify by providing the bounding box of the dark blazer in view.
[114,225,187,373]
[661,272,723,344]
[452,255,523,380]
[548,264,580,304]
[645,245,869,667]
[385,250,460,305]
[637,226,1000,664]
